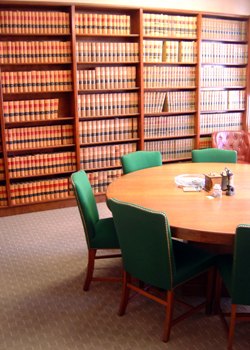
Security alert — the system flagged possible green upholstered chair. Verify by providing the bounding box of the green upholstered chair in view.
[107,198,216,342]
[121,150,162,174]
[192,148,237,163]
[215,225,250,350]
[71,170,121,291]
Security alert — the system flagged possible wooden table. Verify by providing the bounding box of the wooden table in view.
[106,163,250,246]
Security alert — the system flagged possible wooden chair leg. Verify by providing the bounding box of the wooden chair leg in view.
[228,304,237,350]
[162,291,174,343]
[83,249,96,291]
[118,271,131,316]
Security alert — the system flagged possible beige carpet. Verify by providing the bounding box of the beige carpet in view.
[0,203,249,350]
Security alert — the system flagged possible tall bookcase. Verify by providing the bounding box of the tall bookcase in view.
[0,2,249,216]
[0,4,77,214]
[73,6,141,194]
[141,10,198,161]
[199,14,249,149]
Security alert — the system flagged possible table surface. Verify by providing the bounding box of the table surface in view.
[106,162,250,246]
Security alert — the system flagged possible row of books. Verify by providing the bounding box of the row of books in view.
[163,40,197,63]
[144,66,196,88]
[80,142,136,170]
[1,70,72,94]
[3,99,59,123]
[144,115,195,138]
[199,136,212,149]
[75,13,131,35]
[150,89,247,114]
[201,67,247,87]
[10,178,71,205]
[87,169,122,194]
[145,138,194,160]
[8,152,76,178]
[201,42,248,64]
[77,92,139,118]
[76,42,139,63]
[143,40,163,63]
[144,91,196,114]
[0,186,7,206]
[164,91,196,113]
[0,41,71,64]
[5,125,74,150]
[0,10,70,34]
[77,66,136,90]
[201,17,247,41]
[144,92,166,113]
[143,13,197,38]
[200,90,245,111]
[143,40,197,63]
[0,169,123,205]
[79,118,138,143]
[200,113,242,134]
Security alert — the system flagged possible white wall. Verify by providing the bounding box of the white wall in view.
[11,0,250,15]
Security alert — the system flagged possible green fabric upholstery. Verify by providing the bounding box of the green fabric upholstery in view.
[121,151,162,174]
[108,198,216,291]
[71,170,119,249]
[217,224,250,305]
[192,149,237,163]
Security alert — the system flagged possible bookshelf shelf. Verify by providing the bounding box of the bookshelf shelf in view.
[77,61,140,66]
[201,38,248,44]
[76,34,139,38]
[9,170,76,180]
[143,35,197,40]
[144,111,196,116]
[144,62,198,66]
[145,87,196,91]
[145,134,196,141]
[79,113,140,121]
[80,138,140,146]
[1,63,73,67]
[0,2,249,214]
[78,87,140,93]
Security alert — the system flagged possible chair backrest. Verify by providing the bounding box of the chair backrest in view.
[108,198,175,290]
[71,170,99,245]
[192,148,237,163]
[121,151,162,174]
[231,224,250,305]
[212,131,250,163]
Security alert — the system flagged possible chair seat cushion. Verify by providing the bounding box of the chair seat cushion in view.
[91,217,120,249]
[173,240,216,287]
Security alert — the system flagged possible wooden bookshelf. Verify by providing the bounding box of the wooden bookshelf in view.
[198,14,249,148]
[0,3,76,214]
[0,1,249,216]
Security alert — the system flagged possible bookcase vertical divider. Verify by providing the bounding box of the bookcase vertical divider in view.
[0,70,11,206]
[246,17,250,131]
[138,8,145,151]
[195,13,202,149]
[70,5,81,172]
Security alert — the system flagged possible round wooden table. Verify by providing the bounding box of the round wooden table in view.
[106,162,250,246]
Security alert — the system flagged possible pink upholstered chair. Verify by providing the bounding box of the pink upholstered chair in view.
[211,131,250,163]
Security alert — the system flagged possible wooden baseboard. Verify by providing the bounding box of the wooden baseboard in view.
[0,194,106,217]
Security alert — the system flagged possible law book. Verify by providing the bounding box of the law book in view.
[3,101,10,122]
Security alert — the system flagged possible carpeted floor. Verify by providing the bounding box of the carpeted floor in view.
[0,203,249,350]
